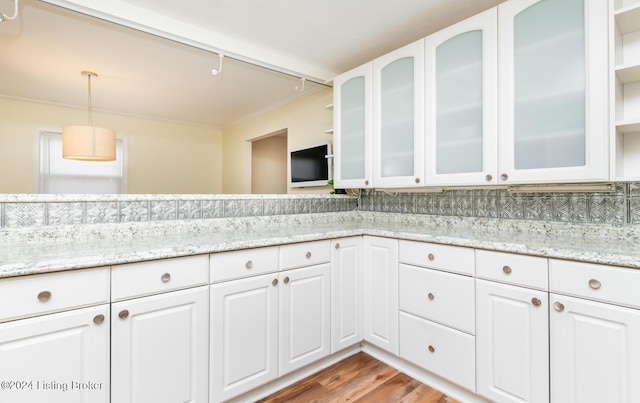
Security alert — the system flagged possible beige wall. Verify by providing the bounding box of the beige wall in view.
[0,97,223,194]
[251,133,287,194]
[222,88,333,194]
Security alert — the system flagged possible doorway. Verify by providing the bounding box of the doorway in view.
[251,129,287,194]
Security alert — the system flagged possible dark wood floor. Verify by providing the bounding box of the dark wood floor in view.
[256,352,460,403]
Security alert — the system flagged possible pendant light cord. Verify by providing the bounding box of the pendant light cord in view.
[87,73,93,126]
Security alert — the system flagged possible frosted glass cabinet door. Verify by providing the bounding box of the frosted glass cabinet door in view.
[333,63,373,189]
[373,39,425,188]
[498,0,608,184]
[425,8,498,186]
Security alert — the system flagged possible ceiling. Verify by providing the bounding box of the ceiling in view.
[0,0,504,129]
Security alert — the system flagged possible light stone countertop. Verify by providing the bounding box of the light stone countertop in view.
[1,212,639,279]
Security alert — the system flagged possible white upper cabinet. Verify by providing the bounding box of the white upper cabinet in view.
[498,0,609,184]
[425,8,498,186]
[333,63,373,189]
[373,39,425,188]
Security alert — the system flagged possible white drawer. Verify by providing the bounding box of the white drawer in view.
[476,250,548,290]
[399,240,474,276]
[210,246,278,283]
[550,259,640,309]
[279,240,330,270]
[399,311,475,392]
[0,268,110,322]
[112,255,208,301]
[399,264,474,334]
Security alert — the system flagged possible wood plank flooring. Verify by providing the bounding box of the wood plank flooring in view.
[256,352,460,403]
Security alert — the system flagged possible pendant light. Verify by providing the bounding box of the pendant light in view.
[62,71,116,161]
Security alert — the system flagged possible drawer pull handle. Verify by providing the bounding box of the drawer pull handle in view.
[245,260,253,269]
[306,251,312,259]
[335,243,340,249]
[553,302,565,312]
[161,272,171,283]
[588,279,601,290]
[93,314,105,325]
[428,345,435,353]
[118,310,129,319]
[37,291,51,302]
[531,298,542,306]
[427,253,435,261]
[427,293,435,301]
[272,278,278,286]
[284,276,290,284]
[503,265,512,274]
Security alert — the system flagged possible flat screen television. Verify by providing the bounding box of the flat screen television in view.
[288,142,333,188]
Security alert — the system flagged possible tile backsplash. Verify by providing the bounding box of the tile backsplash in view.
[2,183,640,229]
[359,182,639,225]
[0,194,357,228]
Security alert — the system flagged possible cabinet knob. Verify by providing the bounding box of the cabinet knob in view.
[485,174,493,182]
[427,253,435,261]
[245,260,253,269]
[588,279,601,290]
[531,297,542,306]
[93,314,105,325]
[553,302,565,312]
[284,276,290,284]
[502,265,512,274]
[415,177,421,184]
[37,290,52,302]
[118,310,129,319]
[364,180,369,186]
[161,272,171,283]
[428,345,435,353]
[306,251,312,259]
[427,292,435,301]
[272,278,278,286]
[501,173,509,181]
[334,243,340,249]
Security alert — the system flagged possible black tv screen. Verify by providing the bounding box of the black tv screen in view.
[289,142,332,187]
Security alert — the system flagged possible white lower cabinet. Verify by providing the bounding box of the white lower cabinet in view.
[210,273,279,402]
[363,236,398,355]
[278,263,331,376]
[0,304,110,403]
[550,294,640,403]
[330,237,363,353]
[399,311,475,391]
[111,286,209,403]
[476,279,549,403]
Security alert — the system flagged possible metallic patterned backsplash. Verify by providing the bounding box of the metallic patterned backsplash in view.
[0,195,358,228]
[2,182,640,228]
[359,182,640,225]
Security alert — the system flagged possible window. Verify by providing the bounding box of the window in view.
[40,131,126,193]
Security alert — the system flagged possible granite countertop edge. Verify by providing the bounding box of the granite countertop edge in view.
[1,211,639,278]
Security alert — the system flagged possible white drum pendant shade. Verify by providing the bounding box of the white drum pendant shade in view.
[62,125,116,161]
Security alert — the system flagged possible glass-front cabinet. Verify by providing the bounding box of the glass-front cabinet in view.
[333,63,373,189]
[424,8,498,186]
[498,0,608,184]
[372,39,425,188]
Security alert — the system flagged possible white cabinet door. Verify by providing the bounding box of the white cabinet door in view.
[425,7,498,186]
[373,39,425,188]
[279,263,331,376]
[498,0,608,184]
[550,294,640,403]
[476,280,549,403]
[363,236,398,354]
[111,286,209,403]
[210,273,278,402]
[0,305,109,403]
[331,237,363,353]
[333,63,373,189]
